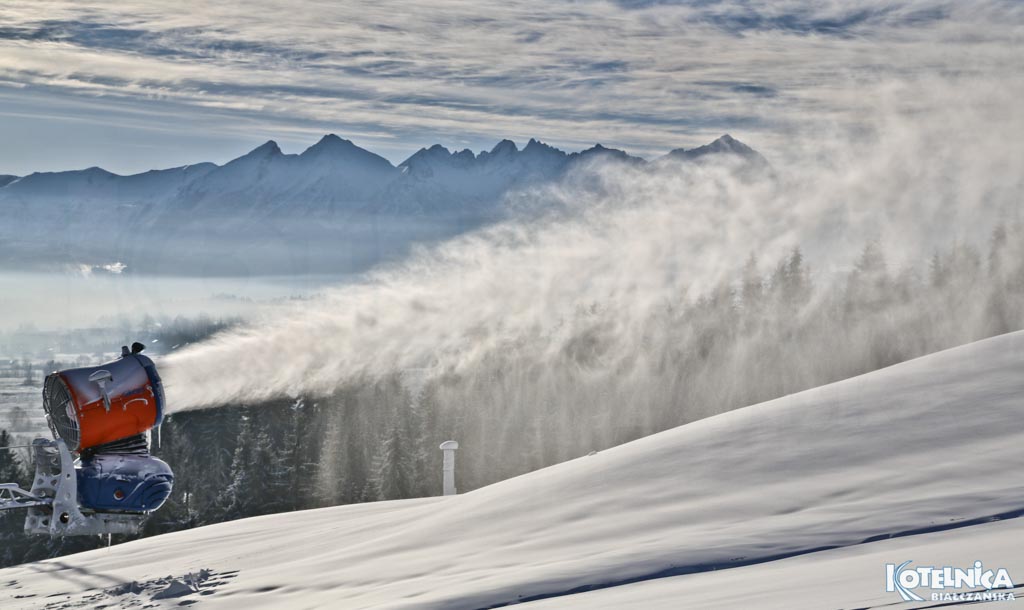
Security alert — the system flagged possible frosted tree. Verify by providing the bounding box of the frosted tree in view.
[846,241,890,310]
[314,405,345,507]
[222,414,277,518]
[279,398,320,511]
[740,253,764,310]
[373,421,414,501]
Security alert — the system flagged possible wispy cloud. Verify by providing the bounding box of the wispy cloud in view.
[0,1,1020,172]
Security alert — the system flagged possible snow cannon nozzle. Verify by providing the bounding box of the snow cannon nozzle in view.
[42,344,166,452]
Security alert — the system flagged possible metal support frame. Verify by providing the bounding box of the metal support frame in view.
[0,483,48,510]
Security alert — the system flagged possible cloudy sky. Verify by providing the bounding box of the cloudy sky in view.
[0,0,1020,175]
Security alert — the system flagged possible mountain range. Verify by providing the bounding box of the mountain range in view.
[0,134,766,275]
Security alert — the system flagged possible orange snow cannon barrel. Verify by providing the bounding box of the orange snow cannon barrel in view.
[42,343,165,452]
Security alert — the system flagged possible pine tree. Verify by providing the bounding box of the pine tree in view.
[846,241,889,310]
[279,398,319,511]
[770,247,810,307]
[315,403,345,507]
[403,392,430,498]
[249,425,278,515]
[373,421,413,501]
[417,383,445,495]
[222,414,277,519]
[341,422,370,503]
[316,388,373,506]
[741,253,763,310]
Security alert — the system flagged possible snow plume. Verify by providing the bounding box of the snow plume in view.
[162,76,1023,413]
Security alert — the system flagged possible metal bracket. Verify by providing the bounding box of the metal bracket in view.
[88,370,113,412]
[0,483,49,511]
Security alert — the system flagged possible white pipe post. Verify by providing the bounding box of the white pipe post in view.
[440,440,459,496]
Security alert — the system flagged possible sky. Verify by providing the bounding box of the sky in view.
[0,0,1021,175]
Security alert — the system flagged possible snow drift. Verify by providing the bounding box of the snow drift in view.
[2,330,1022,609]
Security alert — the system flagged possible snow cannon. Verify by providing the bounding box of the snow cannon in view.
[42,342,165,452]
[0,343,174,537]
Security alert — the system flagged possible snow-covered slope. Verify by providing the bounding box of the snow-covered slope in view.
[4,330,1019,610]
[528,517,1024,609]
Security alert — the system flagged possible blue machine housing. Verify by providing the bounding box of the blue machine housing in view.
[77,454,174,513]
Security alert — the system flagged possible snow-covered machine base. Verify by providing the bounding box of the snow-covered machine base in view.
[23,439,152,536]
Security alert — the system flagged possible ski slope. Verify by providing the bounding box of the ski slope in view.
[2,331,1022,609]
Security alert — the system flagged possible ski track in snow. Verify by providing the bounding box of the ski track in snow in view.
[0,331,1022,609]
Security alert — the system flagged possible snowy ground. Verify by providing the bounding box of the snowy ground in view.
[525,517,1024,609]
[1,331,1022,609]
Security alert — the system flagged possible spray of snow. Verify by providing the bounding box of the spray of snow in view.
[162,75,1023,411]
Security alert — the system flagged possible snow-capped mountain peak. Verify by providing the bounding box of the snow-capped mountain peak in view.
[82,166,116,176]
[569,143,642,165]
[240,140,283,160]
[664,133,768,165]
[300,134,379,161]
[521,138,567,162]
[298,134,395,175]
[481,138,519,160]
[492,138,518,153]
[522,138,557,153]
[400,143,453,165]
